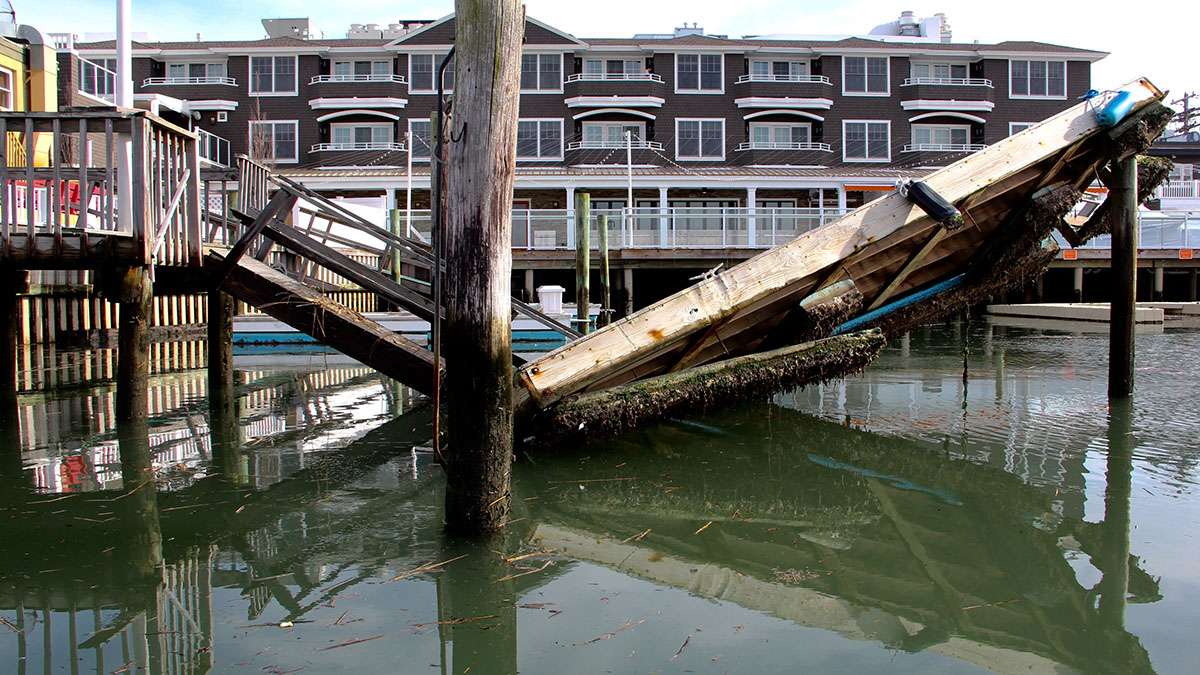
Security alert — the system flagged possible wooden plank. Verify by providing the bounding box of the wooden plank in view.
[214,190,296,285]
[866,227,950,311]
[209,250,437,394]
[513,78,1164,411]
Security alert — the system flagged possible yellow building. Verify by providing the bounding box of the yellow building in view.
[0,24,59,165]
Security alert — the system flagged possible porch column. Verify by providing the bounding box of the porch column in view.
[837,185,848,213]
[1153,265,1164,301]
[523,269,535,302]
[565,186,576,249]
[658,187,669,248]
[1073,267,1084,303]
[746,187,758,248]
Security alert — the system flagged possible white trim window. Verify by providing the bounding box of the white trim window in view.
[520,53,563,92]
[582,121,646,147]
[911,62,968,80]
[749,122,811,147]
[1009,59,1066,99]
[249,56,296,95]
[583,58,646,78]
[676,54,723,93]
[911,123,970,147]
[248,120,299,163]
[516,119,563,160]
[409,53,455,93]
[0,67,12,110]
[676,118,724,160]
[329,123,394,147]
[334,60,391,77]
[749,59,809,81]
[842,56,889,95]
[843,120,890,162]
[1008,122,1035,136]
[409,119,432,159]
[167,62,228,79]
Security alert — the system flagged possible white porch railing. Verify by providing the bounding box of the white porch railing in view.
[901,77,992,87]
[566,140,665,151]
[78,57,116,102]
[735,141,833,152]
[197,129,231,167]
[1156,180,1199,200]
[310,73,407,84]
[1057,211,1200,250]
[735,74,833,85]
[311,142,406,152]
[565,72,664,83]
[901,143,987,153]
[143,76,238,86]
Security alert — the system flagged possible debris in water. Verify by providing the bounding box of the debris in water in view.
[578,618,647,645]
[390,554,468,582]
[621,529,651,544]
[694,521,713,535]
[672,635,691,660]
[317,634,384,651]
[495,560,553,583]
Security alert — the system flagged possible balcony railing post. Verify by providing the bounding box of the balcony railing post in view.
[746,188,757,247]
[658,188,668,248]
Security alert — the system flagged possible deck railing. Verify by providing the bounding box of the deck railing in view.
[901,77,992,87]
[0,110,205,267]
[197,128,231,167]
[310,73,407,84]
[735,74,833,85]
[143,76,238,87]
[78,57,116,102]
[1156,179,1199,200]
[1064,211,1200,250]
[565,72,664,83]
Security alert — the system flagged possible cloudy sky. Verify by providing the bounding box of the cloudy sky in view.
[24,0,1193,101]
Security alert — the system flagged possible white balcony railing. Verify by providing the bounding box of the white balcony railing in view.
[196,129,231,167]
[310,73,408,85]
[735,74,833,85]
[78,57,116,102]
[311,142,406,152]
[143,76,238,86]
[1061,211,1200,250]
[902,77,993,87]
[566,140,665,151]
[1156,180,1200,200]
[735,141,833,152]
[901,143,987,153]
[48,32,77,50]
[565,72,664,83]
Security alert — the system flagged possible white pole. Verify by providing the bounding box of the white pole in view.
[405,130,413,238]
[115,0,134,233]
[626,130,634,240]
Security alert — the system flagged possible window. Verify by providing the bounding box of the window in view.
[1169,163,1193,181]
[843,121,890,162]
[582,122,646,147]
[333,60,392,77]
[749,122,811,146]
[910,62,968,80]
[248,120,298,163]
[676,119,724,160]
[520,53,563,91]
[676,54,723,92]
[1009,60,1065,98]
[1009,122,1035,136]
[167,62,227,80]
[842,56,889,95]
[583,58,645,78]
[410,54,455,92]
[249,56,296,95]
[516,119,562,159]
[749,60,809,80]
[80,58,115,98]
[330,123,393,146]
[912,124,969,146]
[0,68,12,110]
[409,119,432,159]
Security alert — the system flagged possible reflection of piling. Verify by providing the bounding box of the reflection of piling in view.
[1098,398,1134,628]
[1109,157,1138,398]
[437,537,518,674]
[117,414,164,579]
[0,272,24,435]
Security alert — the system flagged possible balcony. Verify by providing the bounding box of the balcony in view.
[735,141,832,152]
[900,78,994,109]
[197,129,231,167]
[1156,180,1200,200]
[563,72,664,98]
[901,77,992,87]
[311,142,406,152]
[901,143,986,153]
[566,140,665,152]
[310,74,407,85]
[143,76,238,87]
[733,74,834,100]
[735,74,832,85]
[565,73,664,83]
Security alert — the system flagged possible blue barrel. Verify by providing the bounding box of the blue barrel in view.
[1096,90,1136,127]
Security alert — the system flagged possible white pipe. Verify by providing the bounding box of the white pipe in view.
[405,130,413,237]
[115,0,134,234]
[626,129,634,211]
[115,0,133,108]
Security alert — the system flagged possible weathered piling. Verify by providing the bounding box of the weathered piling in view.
[441,0,524,534]
[574,192,591,334]
[207,289,236,416]
[598,213,611,328]
[1109,156,1138,398]
[110,266,153,422]
[0,271,25,419]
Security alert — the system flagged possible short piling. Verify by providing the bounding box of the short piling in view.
[207,289,236,418]
[1108,157,1138,398]
[113,266,153,422]
[574,192,591,334]
[441,0,524,534]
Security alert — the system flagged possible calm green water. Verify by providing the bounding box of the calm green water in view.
[1,321,1199,674]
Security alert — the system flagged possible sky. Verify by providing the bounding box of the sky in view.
[19,0,1195,103]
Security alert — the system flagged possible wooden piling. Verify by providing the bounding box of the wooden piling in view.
[441,0,524,534]
[598,213,611,327]
[113,266,153,422]
[0,272,24,419]
[1108,157,1138,398]
[207,289,236,424]
[574,192,591,334]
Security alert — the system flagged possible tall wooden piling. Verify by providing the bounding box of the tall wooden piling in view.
[441,0,524,534]
[1108,157,1138,398]
[207,289,236,415]
[575,192,591,333]
[0,272,24,419]
[598,213,611,327]
[114,266,153,422]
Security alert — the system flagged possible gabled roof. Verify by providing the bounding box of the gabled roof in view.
[74,36,392,52]
[385,13,586,48]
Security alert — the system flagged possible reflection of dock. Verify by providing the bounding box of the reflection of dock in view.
[987,302,1167,323]
[984,313,1166,334]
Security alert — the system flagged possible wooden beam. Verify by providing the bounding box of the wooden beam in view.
[866,227,950,311]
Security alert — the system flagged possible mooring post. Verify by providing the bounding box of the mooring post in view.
[598,213,611,327]
[389,208,404,284]
[623,267,634,316]
[1152,265,1164,302]
[114,266,153,422]
[441,0,523,534]
[575,192,591,334]
[207,287,237,476]
[1073,267,1084,303]
[1108,157,1138,398]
